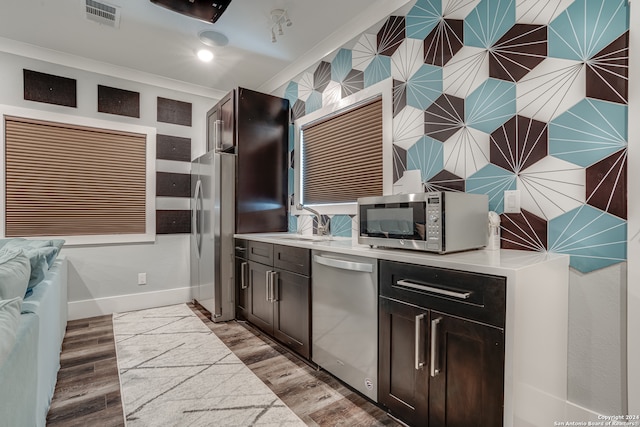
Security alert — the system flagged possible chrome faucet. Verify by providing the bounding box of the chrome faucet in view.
[296,203,329,236]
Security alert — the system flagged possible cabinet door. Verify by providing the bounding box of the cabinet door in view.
[234,256,249,320]
[379,297,430,426]
[273,269,310,359]
[428,312,505,427]
[219,92,235,151]
[247,261,274,334]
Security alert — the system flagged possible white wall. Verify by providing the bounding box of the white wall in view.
[0,50,217,318]
[568,263,627,414]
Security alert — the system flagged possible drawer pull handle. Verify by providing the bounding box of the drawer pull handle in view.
[270,271,279,302]
[266,270,272,302]
[240,262,248,290]
[430,317,441,377]
[396,279,471,300]
[414,314,426,370]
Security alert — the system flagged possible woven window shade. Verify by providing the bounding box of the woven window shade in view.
[302,97,383,204]
[4,116,147,237]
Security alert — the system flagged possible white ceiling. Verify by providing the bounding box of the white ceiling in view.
[0,0,412,97]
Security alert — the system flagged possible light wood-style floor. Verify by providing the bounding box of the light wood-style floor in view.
[47,303,401,426]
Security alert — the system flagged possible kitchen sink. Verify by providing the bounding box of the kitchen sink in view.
[274,234,333,242]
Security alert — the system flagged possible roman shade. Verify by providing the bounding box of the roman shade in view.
[301,97,383,204]
[4,115,147,237]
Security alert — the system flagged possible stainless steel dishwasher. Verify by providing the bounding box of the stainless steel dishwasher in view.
[312,250,378,402]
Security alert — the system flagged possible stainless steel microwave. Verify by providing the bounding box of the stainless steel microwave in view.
[357,192,489,254]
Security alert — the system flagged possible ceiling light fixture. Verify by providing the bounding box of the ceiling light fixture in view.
[270,9,292,43]
[197,49,214,62]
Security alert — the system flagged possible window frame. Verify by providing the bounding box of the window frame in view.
[0,104,156,246]
[293,79,393,216]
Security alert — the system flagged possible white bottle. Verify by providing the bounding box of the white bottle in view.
[487,211,501,250]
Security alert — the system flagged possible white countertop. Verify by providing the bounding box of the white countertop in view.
[234,232,569,277]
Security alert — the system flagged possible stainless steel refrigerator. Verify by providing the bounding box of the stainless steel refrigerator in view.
[190,151,235,322]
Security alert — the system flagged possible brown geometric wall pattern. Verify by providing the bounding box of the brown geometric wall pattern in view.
[283,0,629,273]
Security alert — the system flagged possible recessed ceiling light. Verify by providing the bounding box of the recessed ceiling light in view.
[197,49,214,62]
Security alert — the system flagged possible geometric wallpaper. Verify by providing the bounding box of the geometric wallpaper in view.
[283,0,629,273]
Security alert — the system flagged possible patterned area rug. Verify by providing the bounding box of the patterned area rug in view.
[113,304,306,426]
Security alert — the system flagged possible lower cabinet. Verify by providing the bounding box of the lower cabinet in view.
[378,297,429,425]
[239,240,311,359]
[379,297,505,427]
[234,239,249,320]
[378,259,506,427]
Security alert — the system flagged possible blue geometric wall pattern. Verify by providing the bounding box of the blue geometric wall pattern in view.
[331,49,353,83]
[466,163,516,213]
[407,136,444,182]
[329,215,353,238]
[280,0,629,274]
[548,0,629,61]
[364,55,392,88]
[465,78,516,134]
[465,0,515,48]
[549,98,627,167]
[548,204,627,273]
[406,64,442,110]
[405,0,441,40]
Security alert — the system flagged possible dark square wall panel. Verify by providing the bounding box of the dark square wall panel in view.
[98,85,140,118]
[156,134,191,162]
[156,172,191,198]
[156,210,190,234]
[23,69,77,107]
[157,97,192,126]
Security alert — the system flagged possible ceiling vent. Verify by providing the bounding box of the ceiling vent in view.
[85,0,121,28]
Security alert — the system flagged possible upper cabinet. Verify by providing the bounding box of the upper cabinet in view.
[207,90,234,153]
[207,88,290,234]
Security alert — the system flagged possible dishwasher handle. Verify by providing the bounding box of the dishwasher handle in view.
[313,254,374,273]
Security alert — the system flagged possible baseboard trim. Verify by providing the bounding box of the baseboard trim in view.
[67,287,192,320]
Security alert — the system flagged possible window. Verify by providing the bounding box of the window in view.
[301,97,383,204]
[1,107,156,245]
[294,80,392,215]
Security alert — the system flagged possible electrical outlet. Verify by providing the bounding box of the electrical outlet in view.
[138,272,147,285]
[504,190,521,213]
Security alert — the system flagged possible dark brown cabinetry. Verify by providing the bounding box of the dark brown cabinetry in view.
[239,240,311,359]
[206,90,234,153]
[207,88,289,234]
[234,239,249,320]
[378,260,506,427]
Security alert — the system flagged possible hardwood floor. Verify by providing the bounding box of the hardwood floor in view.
[47,315,124,427]
[47,303,402,426]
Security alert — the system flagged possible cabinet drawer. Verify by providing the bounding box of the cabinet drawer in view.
[380,260,506,328]
[274,244,310,276]
[235,239,248,259]
[248,241,273,265]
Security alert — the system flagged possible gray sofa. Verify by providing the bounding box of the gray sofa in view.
[0,239,68,427]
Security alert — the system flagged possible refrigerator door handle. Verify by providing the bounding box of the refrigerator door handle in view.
[192,179,203,258]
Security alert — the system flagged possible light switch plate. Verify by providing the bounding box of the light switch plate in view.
[504,190,521,214]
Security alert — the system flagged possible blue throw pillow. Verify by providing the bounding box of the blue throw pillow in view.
[1,238,64,275]
[0,297,22,366]
[23,247,59,289]
[0,250,31,300]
